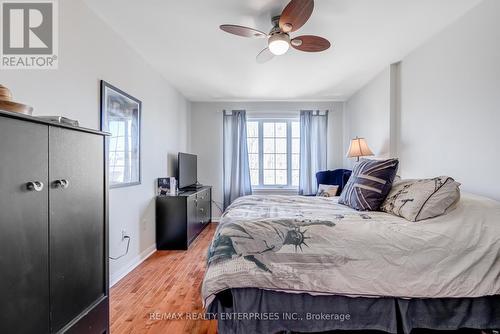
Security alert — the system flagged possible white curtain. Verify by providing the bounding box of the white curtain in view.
[299,110,328,195]
[223,110,252,209]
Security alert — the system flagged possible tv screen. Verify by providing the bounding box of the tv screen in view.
[178,152,197,189]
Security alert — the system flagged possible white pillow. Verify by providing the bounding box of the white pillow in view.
[381,176,461,221]
[316,184,339,197]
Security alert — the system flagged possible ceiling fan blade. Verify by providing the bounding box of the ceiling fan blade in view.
[291,35,330,52]
[279,0,314,33]
[256,48,274,63]
[220,24,267,38]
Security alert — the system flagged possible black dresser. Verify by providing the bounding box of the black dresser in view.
[0,110,109,334]
[156,186,211,250]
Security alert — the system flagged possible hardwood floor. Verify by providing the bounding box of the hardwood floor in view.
[110,223,218,334]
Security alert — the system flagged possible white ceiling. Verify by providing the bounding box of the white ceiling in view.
[84,0,481,101]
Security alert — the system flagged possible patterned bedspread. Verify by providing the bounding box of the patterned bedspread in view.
[202,194,500,307]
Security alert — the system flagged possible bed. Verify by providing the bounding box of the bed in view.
[202,193,500,333]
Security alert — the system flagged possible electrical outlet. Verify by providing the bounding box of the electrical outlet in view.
[121,229,130,241]
[141,218,147,231]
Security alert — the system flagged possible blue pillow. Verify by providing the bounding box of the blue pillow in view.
[339,159,399,211]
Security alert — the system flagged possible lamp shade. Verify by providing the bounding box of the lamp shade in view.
[347,137,374,158]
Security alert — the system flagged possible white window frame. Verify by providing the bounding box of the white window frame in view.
[247,117,300,190]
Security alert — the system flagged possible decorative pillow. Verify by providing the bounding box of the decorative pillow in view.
[380,176,461,222]
[316,184,339,197]
[338,159,399,211]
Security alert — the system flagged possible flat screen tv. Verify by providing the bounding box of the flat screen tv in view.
[178,152,197,189]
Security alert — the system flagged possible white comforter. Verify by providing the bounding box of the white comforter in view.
[202,193,500,306]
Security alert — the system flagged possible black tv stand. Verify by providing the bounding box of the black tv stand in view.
[156,186,212,250]
[181,183,204,191]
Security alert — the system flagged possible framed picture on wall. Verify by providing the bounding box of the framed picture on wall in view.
[100,80,141,188]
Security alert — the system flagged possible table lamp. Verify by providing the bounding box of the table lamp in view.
[347,137,374,162]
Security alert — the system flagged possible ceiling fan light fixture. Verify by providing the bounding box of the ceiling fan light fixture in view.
[268,33,290,55]
[219,0,331,63]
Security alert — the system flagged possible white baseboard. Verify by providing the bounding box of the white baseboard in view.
[109,244,156,288]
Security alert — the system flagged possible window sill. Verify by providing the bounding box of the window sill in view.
[252,187,299,195]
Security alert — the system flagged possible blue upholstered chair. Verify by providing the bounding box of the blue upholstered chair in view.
[316,169,352,196]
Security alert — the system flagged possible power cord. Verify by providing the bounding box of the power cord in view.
[211,200,224,215]
[109,236,131,260]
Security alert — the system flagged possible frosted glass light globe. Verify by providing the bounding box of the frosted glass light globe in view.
[268,34,290,55]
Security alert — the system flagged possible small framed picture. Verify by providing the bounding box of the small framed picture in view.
[157,177,177,196]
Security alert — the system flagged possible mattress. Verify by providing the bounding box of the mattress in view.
[202,193,500,307]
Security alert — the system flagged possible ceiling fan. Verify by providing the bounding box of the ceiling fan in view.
[220,0,330,63]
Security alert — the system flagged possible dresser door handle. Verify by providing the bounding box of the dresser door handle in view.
[53,179,70,189]
[27,181,44,192]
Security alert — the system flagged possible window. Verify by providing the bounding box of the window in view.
[247,119,300,188]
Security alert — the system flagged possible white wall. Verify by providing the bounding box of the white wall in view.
[190,101,344,219]
[344,67,391,168]
[344,0,500,200]
[399,0,500,200]
[1,0,190,285]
